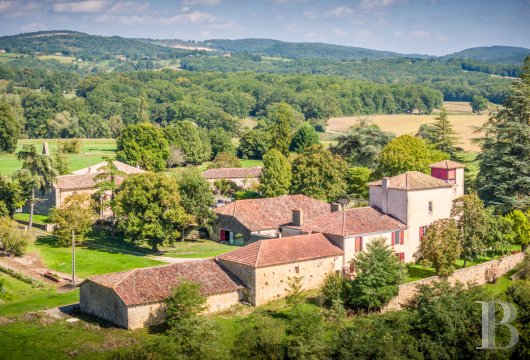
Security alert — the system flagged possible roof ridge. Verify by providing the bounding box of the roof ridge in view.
[111,268,136,289]
[254,240,263,267]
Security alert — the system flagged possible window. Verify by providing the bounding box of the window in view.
[219,230,231,242]
[419,226,428,240]
[392,230,404,246]
[428,201,433,213]
[355,236,363,252]
[295,266,300,274]
[395,253,405,262]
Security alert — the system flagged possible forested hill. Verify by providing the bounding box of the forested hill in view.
[199,38,429,60]
[0,31,199,60]
[444,46,530,65]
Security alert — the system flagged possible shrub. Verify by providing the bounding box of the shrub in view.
[321,272,346,308]
[59,138,82,154]
[0,216,29,256]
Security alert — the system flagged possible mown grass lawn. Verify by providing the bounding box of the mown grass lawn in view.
[13,213,50,225]
[161,240,235,258]
[0,289,79,317]
[0,138,116,176]
[0,317,155,360]
[32,235,163,279]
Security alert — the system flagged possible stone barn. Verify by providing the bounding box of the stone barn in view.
[217,233,343,306]
[80,259,243,329]
[202,166,262,189]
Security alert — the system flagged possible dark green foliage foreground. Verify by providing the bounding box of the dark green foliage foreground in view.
[110,278,530,360]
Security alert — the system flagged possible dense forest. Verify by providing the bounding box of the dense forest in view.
[0,67,444,138]
[443,45,530,64]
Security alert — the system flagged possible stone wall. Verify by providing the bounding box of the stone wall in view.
[217,259,256,303]
[383,252,525,312]
[254,256,342,306]
[80,280,128,328]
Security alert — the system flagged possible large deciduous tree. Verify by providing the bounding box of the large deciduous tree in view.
[14,144,57,229]
[470,95,489,115]
[505,209,530,251]
[0,176,24,217]
[476,57,530,213]
[330,119,394,169]
[346,167,372,201]
[113,173,193,251]
[116,122,169,171]
[237,129,270,160]
[451,194,490,267]
[348,237,405,311]
[49,193,97,246]
[290,144,347,202]
[177,168,215,232]
[377,135,448,177]
[289,123,319,153]
[416,219,461,276]
[164,121,210,165]
[260,149,291,198]
[207,152,241,169]
[0,103,21,153]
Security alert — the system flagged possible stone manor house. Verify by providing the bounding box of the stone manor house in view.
[80,160,465,329]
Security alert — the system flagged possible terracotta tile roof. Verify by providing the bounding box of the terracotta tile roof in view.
[202,166,262,179]
[55,173,126,190]
[71,160,144,175]
[217,233,343,268]
[429,160,466,169]
[85,260,243,306]
[368,171,452,190]
[301,207,406,237]
[214,194,332,231]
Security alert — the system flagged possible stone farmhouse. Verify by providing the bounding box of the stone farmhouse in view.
[202,166,262,189]
[80,160,465,329]
[26,161,143,215]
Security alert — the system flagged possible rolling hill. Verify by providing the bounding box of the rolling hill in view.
[0,31,197,60]
[444,46,530,64]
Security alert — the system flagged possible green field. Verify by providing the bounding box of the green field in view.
[32,235,163,279]
[13,213,50,225]
[37,55,76,63]
[161,240,234,258]
[0,138,116,176]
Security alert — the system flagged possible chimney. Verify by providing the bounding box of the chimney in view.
[381,177,389,214]
[331,203,342,212]
[292,209,303,227]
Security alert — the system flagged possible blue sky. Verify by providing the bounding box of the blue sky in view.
[0,0,529,55]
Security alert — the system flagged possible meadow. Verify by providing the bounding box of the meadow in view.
[327,101,491,152]
[0,138,116,176]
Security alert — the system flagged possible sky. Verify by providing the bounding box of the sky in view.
[0,0,529,55]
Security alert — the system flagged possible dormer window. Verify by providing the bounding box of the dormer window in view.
[428,201,433,213]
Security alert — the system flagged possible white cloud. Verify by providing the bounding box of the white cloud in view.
[326,6,353,18]
[360,0,396,10]
[182,0,221,5]
[410,30,430,39]
[108,1,150,14]
[52,1,109,14]
[0,0,14,12]
[163,11,223,24]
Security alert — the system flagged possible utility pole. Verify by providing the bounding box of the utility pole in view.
[71,230,76,286]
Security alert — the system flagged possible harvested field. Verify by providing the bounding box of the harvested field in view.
[327,102,491,152]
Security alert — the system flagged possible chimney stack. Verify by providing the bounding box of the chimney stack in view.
[381,177,389,214]
[292,209,303,227]
[331,203,342,212]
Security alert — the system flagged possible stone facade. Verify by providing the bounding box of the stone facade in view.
[219,255,342,306]
[383,252,525,312]
[80,279,242,329]
[80,280,128,328]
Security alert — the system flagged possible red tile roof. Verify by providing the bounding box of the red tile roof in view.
[429,160,466,169]
[71,160,144,175]
[202,167,262,179]
[214,194,332,231]
[85,260,243,306]
[368,171,452,190]
[217,233,343,268]
[301,207,406,237]
[55,173,126,190]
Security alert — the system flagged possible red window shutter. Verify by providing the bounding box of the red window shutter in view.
[219,230,226,241]
[419,226,423,240]
[400,230,404,245]
[400,253,405,262]
[355,237,362,252]
[391,231,395,246]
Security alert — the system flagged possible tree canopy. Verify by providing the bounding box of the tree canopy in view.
[260,149,291,198]
[289,123,319,153]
